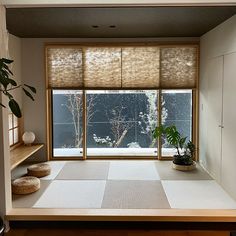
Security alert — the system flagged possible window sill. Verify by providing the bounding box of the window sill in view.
[10,144,44,170]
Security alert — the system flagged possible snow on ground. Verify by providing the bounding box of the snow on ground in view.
[53,148,176,157]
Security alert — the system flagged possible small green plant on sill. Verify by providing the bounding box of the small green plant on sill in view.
[153,125,195,166]
[0,58,36,118]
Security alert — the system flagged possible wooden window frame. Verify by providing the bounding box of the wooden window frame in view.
[46,43,199,161]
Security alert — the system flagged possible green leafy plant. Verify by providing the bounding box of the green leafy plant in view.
[0,58,36,118]
[153,125,195,165]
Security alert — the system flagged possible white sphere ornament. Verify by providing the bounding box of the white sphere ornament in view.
[22,131,35,146]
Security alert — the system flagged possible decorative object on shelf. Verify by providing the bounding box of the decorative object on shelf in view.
[11,176,40,195]
[153,125,196,171]
[27,163,51,178]
[22,131,35,146]
[0,58,36,118]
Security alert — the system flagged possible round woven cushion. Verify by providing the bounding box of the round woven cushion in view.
[12,176,40,195]
[27,163,51,178]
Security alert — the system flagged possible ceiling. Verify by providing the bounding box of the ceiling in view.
[6,7,236,38]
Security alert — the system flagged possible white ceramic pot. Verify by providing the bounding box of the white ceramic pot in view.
[22,131,35,146]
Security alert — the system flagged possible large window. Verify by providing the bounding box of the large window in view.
[47,44,198,159]
[52,89,193,158]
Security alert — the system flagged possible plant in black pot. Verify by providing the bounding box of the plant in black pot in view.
[153,125,196,171]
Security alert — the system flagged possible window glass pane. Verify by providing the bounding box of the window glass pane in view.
[52,90,83,157]
[13,115,18,128]
[86,90,158,157]
[14,128,19,144]
[8,113,13,129]
[161,90,192,156]
[9,130,13,146]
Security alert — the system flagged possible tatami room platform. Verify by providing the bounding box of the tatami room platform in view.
[10,160,236,214]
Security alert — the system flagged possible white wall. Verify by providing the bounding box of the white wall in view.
[9,34,22,109]
[200,14,236,199]
[21,37,198,162]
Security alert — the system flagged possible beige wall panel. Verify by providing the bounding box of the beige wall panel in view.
[221,52,236,200]
[200,14,236,199]
[205,56,223,182]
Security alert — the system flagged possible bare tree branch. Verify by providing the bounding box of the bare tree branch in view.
[64,92,97,148]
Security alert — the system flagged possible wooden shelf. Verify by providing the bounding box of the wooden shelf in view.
[10,144,44,170]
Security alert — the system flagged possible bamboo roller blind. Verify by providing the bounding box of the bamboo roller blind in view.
[46,45,197,89]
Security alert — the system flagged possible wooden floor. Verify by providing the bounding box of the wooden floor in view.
[5,229,230,236]
[6,221,234,236]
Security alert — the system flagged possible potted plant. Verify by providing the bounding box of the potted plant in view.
[0,58,36,118]
[153,125,196,171]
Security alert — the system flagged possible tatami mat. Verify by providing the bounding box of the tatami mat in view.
[162,180,236,209]
[108,161,160,180]
[12,180,52,208]
[41,161,66,180]
[155,161,212,180]
[56,161,110,180]
[102,180,170,209]
[33,180,106,208]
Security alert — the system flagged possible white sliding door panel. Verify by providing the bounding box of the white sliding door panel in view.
[222,52,236,200]
[206,56,223,182]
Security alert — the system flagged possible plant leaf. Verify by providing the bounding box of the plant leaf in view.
[0,103,6,108]
[9,99,21,118]
[2,58,13,64]
[8,78,17,86]
[2,63,13,75]
[22,88,34,101]
[24,84,36,93]
[153,125,165,139]
[179,137,187,149]
[0,70,10,89]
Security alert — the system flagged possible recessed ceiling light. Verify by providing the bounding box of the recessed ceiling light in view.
[92,25,99,28]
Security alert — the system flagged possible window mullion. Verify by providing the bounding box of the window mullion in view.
[158,89,162,160]
[82,90,87,160]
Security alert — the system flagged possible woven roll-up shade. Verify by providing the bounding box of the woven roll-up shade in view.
[84,47,122,88]
[47,47,83,88]
[122,47,160,88]
[160,47,197,88]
